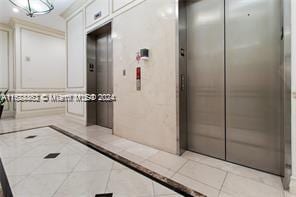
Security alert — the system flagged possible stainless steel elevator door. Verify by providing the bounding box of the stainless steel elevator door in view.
[187,0,225,159]
[96,31,113,129]
[225,0,282,174]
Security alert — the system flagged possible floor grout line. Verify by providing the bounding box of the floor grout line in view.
[177,171,222,191]
[104,162,114,193]
[172,159,189,178]
[219,171,229,195]
[183,155,284,191]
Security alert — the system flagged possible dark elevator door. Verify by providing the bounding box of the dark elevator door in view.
[96,29,113,129]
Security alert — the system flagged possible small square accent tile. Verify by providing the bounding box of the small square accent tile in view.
[44,153,60,159]
[95,194,113,197]
[25,135,37,139]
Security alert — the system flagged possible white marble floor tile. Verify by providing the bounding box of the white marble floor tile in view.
[182,151,283,190]
[110,138,142,150]
[17,127,59,138]
[53,171,110,196]
[219,191,234,197]
[59,142,89,156]
[285,191,296,197]
[118,150,146,163]
[106,169,154,196]
[97,134,122,144]
[12,173,68,197]
[28,135,71,147]
[182,151,235,172]
[73,153,114,172]
[125,144,159,159]
[7,175,27,187]
[153,182,179,196]
[0,143,32,158]
[1,157,16,165]
[140,160,176,178]
[112,162,128,170]
[172,173,220,197]
[178,160,227,189]
[32,154,82,174]
[5,157,44,176]
[226,165,283,190]
[147,151,188,172]
[100,143,124,154]
[22,143,66,157]
[221,173,284,197]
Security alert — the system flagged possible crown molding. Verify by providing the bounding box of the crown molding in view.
[60,0,89,19]
[0,23,13,31]
[9,17,65,37]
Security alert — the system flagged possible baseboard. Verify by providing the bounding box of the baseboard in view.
[15,108,65,119]
[289,176,296,194]
[65,112,86,125]
[1,111,15,119]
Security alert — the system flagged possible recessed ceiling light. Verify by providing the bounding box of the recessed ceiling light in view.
[12,7,19,13]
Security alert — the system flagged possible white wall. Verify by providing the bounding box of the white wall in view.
[112,0,178,153]
[66,11,86,121]
[0,29,10,115]
[13,20,66,118]
[0,30,8,89]
[65,0,179,153]
[291,0,296,192]
[20,29,65,89]
[0,24,14,118]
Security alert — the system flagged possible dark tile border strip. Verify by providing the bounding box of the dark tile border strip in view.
[49,125,205,197]
[0,126,48,136]
[0,126,206,197]
[0,159,13,197]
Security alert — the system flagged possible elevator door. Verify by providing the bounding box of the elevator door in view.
[187,0,225,160]
[225,0,282,174]
[186,0,282,175]
[96,31,113,129]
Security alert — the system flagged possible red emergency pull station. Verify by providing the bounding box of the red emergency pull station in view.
[136,67,141,79]
[136,67,141,91]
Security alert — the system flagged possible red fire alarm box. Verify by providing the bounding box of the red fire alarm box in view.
[136,67,141,91]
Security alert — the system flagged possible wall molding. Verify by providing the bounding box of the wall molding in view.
[0,25,14,118]
[61,0,89,19]
[10,18,65,37]
[66,10,86,89]
[20,104,64,112]
[85,0,145,33]
[66,103,85,117]
[0,30,9,89]
[11,19,67,118]
[19,27,66,90]
[0,24,12,31]
[15,108,65,119]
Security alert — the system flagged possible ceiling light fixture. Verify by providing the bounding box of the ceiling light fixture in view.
[9,0,54,17]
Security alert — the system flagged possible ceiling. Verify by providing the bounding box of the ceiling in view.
[0,0,76,31]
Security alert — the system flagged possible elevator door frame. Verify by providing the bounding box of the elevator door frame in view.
[178,0,289,178]
[87,22,114,130]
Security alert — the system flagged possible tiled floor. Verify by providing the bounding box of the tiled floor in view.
[0,115,294,197]
[0,127,181,197]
